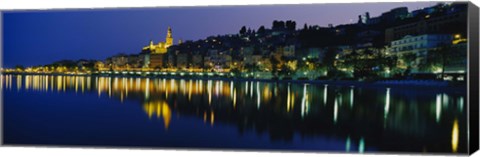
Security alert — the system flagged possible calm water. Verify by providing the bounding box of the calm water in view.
[2,74,468,154]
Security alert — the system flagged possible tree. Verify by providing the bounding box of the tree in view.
[81,61,96,72]
[230,67,241,78]
[15,65,25,71]
[270,56,280,77]
[323,47,338,71]
[239,26,247,35]
[437,44,451,79]
[340,48,394,80]
[419,44,453,78]
[278,64,294,78]
[272,20,285,30]
[244,63,258,73]
[315,62,328,77]
[247,28,252,34]
[257,26,266,34]
[398,53,417,76]
[286,20,296,31]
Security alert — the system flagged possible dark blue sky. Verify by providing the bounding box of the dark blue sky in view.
[2,2,437,68]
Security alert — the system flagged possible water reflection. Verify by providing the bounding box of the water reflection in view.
[359,137,365,153]
[452,118,459,153]
[256,81,260,109]
[301,84,310,118]
[436,94,442,123]
[350,86,354,108]
[334,98,338,124]
[2,74,468,153]
[384,88,390,127]
[345,136,351,152]
[143,100,172,130]
[323,85,327,105]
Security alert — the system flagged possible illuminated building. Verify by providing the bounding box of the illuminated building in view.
[389,33,466,79]
[94,61,107,71]
[389,34,453,73]
[127,54,144,69]
[149,54,165,69]
[142,27,174,54]
[204,51,232,72]
[390,34,453,55]
[142,27,174,69]
[109,54,129,70]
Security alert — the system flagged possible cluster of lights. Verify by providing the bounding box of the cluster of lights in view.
[96,70,238,77]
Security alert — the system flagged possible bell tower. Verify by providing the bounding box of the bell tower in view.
[165,26,173,47]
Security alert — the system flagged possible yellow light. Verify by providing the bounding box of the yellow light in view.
[233,88,237,108]
[452,38,467,45]
[451,119,459,153]
[287,85,291,112]
[162,102,171,130]
[454,34,461,39]
[142,101,171,130]
[210,111,214,126]
[203,111,207,123]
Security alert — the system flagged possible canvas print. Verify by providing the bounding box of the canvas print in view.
[1,2,473,155]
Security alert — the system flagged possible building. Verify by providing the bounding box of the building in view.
[110,54,129,70]
[240,46,254,56]
[443,36,467,81]
[390,34,453,55]
[95,61,107,71]
[149,54,165,69]
[389,34,453,73]
[166,53,176,70]
[176,53,189,71]
[305,47,328,63]
[142,27,174,70]
[444,42,467,81]
[205,52,232,72]
[283,45,296,57]
[191,54,204,71]
[358,12,370,24]
[385,4,467,43]
[142,27,174,54]
[127,54,143,69]
[355,30,382,47]
[379,7,409,23]
[244,54,263,66]
[337,45,354,56]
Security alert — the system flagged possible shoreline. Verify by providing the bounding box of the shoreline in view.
[1,72,466,90]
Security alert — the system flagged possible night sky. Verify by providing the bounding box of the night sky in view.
[2,2,437,68]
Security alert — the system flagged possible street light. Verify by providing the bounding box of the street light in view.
[454,34,461,39]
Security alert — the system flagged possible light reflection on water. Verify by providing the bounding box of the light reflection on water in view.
[2,74,468,153]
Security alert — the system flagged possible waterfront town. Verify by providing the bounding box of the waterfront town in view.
[4,3,468,82]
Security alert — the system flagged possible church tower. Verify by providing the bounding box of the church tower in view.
[149,40,154,49]
[165,26,173,47]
